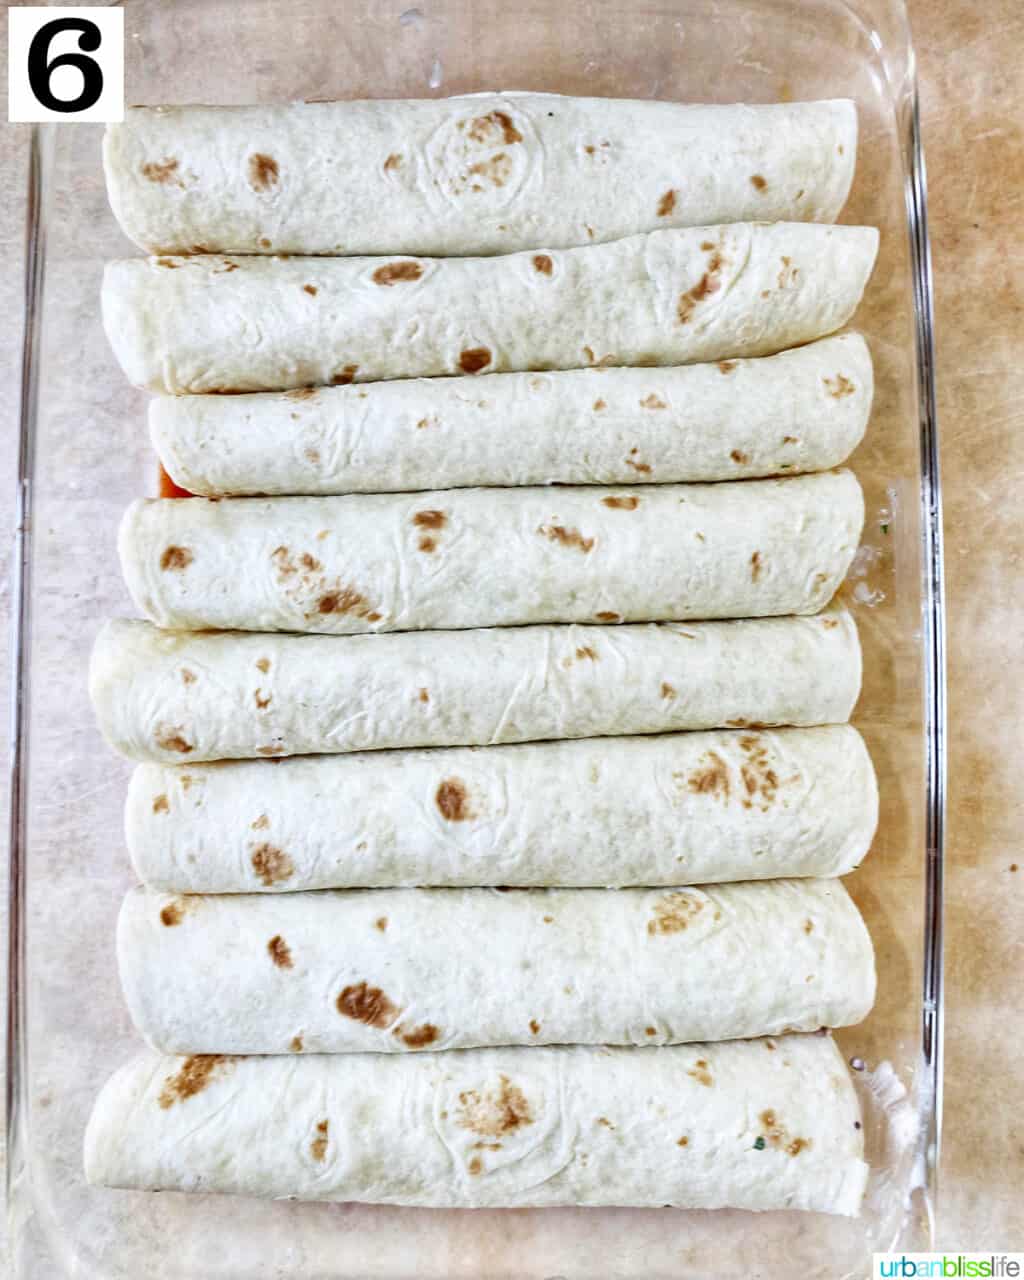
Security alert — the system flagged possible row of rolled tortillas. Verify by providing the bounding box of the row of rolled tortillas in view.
[104,96,858,257]
[90,608,861,764]
[119,470,863,635]
[127,725,877,892]
[119,879,874,1055]
[84,1035,868,1214]
[151,332,872,495]
[101,222,878,394]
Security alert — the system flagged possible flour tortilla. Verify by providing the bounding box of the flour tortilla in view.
[126,725,878,892]
[118,472,864,635]
[117,879,875,1055]
[151,333,873,495]
[103,96,857,257]
[101,223,879,393]
[85,1035,868,1214]
[90,610,861,764]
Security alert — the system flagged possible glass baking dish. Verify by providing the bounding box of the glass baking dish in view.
[6,0,945,1274]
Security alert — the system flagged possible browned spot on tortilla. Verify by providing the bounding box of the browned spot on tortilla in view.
[677,247,724,323]
[677,1135,690,1147]
[159,899,189,927]
[285,387,318,402]
[725,718,768,729]
[332,364,358,385]
[533,254,553,275]
[142,157,180,184]
[177,667,196,687]
[416,417,434,429]
[259,237,272,249]
[302,284,318,296]
[179,775,192,791]
[375,916,388,932]
[160,545,193,571]
[395,1022,439,1048]
[158,1055,232,1109]
[688,1058,713,1087]
[418,536,436,553]
[582,345,596,364]
[593,398,607,411]
[372,260,423,286]
[214,260,239,273]
[777,255,800,289]
[337,981,400,1029]
[155,257,180,268]
[717,360,737,374]
[687,751,730,800]
[436,778,473,822]
[804,919,814,934]
[457,1075,533,1137]
[413,510,446,530]
[417,688,430,704]
[596,610,621,622]
[575,645,597,661]
[466,109,523,145]
[603,495,639,510]
[750,551,762,582]
[267,935,293,969]
[625,448,652,473]
[645,1026,657,1036]
[315,585,378,619]
[657,189,676,217]
[459,347,492,374]
[251,814,269,830]
[822,617,839,629]
[750,174,767,191]
[543,914,554,923]
[648,891,705,936]
[468,1156,483,1175]
[384,152,402,171]
[758,1108,810,1155]
[251,843,295,886]
[640,393,667,409]
[538,524,594,553]
[290,1035,303,1052]
[598,1116,615,1129]
[304,447,321,464]
[248,153,279,191]
[824,373,855,398]
[257,745,285,756]
[156,729,193,755]
[782,435,799,444]
[309,1119,329,1161]
[152,794,169,814]
[254,689,272,710]
[529,1019,541,1035]
[660,682,676,700]
[731,449,750,464]
[738,734,779,811]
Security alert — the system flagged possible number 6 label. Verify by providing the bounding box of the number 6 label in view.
[9,7,124,122]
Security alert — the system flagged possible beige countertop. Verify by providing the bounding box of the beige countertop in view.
[0,0,1021,1259]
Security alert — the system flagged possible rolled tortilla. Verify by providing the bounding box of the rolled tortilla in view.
[90,610,861,764]
[126,726,878,892]
[103,95,857,257]
[152,333,873,496]
[101,223,879,393]
[84,1036,868,1214]
[117,879,875,1054]
[118,472,864,635]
